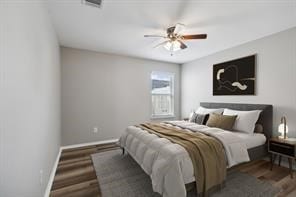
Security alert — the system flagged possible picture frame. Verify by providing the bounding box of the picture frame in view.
[213,55,256,95]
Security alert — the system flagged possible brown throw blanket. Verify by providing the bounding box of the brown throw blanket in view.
[137,123,226,197]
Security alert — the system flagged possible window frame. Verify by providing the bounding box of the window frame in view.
[150,71,175,119]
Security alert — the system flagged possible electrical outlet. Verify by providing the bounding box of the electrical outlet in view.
[93,127,99,133]
[39,170,43,185]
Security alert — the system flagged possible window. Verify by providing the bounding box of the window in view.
[151,71,174,118]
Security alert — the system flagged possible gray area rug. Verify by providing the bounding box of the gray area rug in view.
[91,149,279,197]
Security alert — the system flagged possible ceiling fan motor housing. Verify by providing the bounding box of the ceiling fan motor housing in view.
[167,26,176,37]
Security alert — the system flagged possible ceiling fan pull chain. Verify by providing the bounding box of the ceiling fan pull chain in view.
[170,42,174,56]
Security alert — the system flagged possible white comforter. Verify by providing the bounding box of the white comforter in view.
[119,121,250,197]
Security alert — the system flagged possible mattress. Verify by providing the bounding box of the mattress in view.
[232,132,266,149]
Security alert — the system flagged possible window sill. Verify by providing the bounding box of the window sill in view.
[150,115,176,120]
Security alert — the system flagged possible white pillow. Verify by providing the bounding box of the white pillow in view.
[223,108,261,134]
[195,106,224,115]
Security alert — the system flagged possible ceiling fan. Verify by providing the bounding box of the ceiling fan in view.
[144,23,207,55]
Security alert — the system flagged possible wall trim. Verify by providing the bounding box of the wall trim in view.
[61,139,119,150]
[43,138,118,197]
[44,147,62,197]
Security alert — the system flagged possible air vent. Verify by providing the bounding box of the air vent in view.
[82,0,102,8]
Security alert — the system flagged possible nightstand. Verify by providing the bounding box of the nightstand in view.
[268,137,296,178]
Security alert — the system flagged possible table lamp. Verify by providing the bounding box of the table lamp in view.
[278,116,288,139]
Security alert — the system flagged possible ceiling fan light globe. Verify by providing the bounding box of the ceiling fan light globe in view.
[164,41,181,52]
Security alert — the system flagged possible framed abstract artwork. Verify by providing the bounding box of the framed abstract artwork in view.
[213,55,256,95]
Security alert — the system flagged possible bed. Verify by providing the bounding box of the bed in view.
[200,102,273,161]
[119,102,273,197]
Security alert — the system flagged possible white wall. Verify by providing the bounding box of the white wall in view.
[61,47,180,145]
[182,27,296,136]
[0,2,61,197]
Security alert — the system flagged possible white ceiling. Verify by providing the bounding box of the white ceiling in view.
[47,0,296,64]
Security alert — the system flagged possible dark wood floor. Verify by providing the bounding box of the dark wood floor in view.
[234,159,296,197]
[50,143,296,197]
[50,142,119,197]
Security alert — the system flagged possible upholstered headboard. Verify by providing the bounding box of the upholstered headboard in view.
[200,102,273,139]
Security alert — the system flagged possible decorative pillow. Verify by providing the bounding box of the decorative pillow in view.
[206,113,237,130]
[223,109,262,134]
[195,106,224,115]
[254,124,264,133]
[189,112,209,125]
[189,112,198,122]
[198,114,210,125]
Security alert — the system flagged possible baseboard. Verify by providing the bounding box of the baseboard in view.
[43,139,118,197]
[44,147,62,197]
[61,139,119,150]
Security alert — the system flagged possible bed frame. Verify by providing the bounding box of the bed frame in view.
[200,102,273,161]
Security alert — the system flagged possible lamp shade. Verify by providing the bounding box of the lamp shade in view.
[278,123,288,135]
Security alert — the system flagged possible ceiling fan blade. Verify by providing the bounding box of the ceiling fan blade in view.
[182,34,207,40]
[178,40,187,49]
[144,35,167,38]
[173,23,185,34]
[153,40,169,48]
